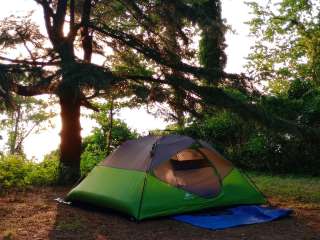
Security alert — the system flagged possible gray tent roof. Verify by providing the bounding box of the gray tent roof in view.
[100,134,197,171]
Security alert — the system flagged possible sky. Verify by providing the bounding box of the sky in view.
[0,0,258,160]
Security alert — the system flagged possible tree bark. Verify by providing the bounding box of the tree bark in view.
[106,97,114,154]
[9,105,21,154]
[58,93,82,184]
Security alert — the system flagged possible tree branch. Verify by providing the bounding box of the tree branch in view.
[81,0,93,63]
[0,56,60,67]
[67,0,82,43]
[122,73,320,140]
[89,23,214,79]
[11,74,58,96]
[80,98,99,112]
[53,0,68,40]
[34,0,55,42]
[69,0,75,33]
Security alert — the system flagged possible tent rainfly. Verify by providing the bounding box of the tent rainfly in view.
[66,135,266,220]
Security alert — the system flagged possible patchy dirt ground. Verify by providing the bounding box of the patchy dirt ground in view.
[0,187,319,240]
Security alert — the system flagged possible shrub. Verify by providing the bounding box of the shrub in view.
[80,119,138,176]
[81,149,106,176]
[288,79,313,99]
[174,110,320,176]
[0,153,59,192]
[0,155,33,191]
[176,111,248,153]
[28,151,59,185]
[230,132,320,176]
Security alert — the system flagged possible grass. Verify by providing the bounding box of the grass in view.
[55,218,85,231]
[248,172,320,204]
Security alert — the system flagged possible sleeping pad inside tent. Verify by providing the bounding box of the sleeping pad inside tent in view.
[66,135,266,220]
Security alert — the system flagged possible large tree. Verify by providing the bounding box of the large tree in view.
[0,0,122,182]
[0,0,319,183]
[246,0,320,86]
[246,0,320,128]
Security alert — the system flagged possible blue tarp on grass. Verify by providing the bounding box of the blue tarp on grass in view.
[172,205,292,230]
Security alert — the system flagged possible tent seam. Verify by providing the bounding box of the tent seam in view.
[137,171,148,220]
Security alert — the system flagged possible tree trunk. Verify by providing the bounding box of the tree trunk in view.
[9,105,21,155]
[106,97,114,154]
[58,94,82,184]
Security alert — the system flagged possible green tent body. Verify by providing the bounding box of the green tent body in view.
[67,135,266,220]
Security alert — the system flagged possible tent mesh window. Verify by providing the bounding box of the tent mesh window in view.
[153,148,223,198]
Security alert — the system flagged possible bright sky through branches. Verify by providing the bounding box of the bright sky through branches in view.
[0,0,258,160]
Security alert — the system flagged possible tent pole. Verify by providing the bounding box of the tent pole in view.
[137,171,148,220]
[239,169,270,205]
[196,147,223,185]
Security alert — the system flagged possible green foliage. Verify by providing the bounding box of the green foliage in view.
[175,101,320,175]
[266,78,320,127]
[81,149,105,177]
[287,79,313,99]
[81,130,108,176]
[197,0,226,84]
[33,151,59,185]
[81,121,138,176]
[302,89,320,125]
[246,0,320,84]
[231,78,320,175]
[236,133,281,172]
[224,87,249,102]
[198,32,213,68]
[81,106,138,176]
[269,79,290,96]
[243,134,267,156]
[175,111,247,153]
[199,112,241,141]
[0,95,56,155]
[112,49,154,77]
[0,153,59,192]
[222,48,320,175]
[0,155,33,190]
[260,95,303,121]
[233,129,320,175]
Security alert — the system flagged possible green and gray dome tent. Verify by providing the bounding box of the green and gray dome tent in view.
[67,135,266,220]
